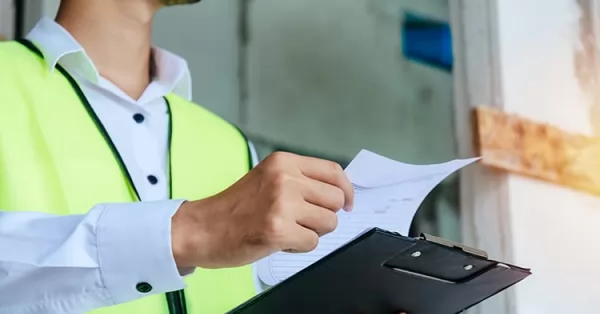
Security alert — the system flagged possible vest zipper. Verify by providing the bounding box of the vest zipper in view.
[166,290,187,314]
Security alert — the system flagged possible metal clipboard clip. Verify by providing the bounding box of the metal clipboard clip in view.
[420,233,488,259]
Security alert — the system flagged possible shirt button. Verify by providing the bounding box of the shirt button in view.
[136,282,153,293]
[147,175,159,185]
[133,113,145,123]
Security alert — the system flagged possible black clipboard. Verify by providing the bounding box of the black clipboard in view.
[228,228,531,314]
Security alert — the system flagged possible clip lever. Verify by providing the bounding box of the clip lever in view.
[420,233,488,259]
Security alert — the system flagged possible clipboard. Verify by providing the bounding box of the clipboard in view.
[228,228,531,314]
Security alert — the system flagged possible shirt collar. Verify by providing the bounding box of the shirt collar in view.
[25,17,192,101]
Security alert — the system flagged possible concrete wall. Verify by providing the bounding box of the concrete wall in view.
[0,0,15,39]
[42,0,59,18]
[243,0,459,241]
[153,0,242,123]
[245,0,455,164]
[495,0,600,313]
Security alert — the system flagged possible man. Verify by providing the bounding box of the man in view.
[0,0,355,313]
[0,1,407,313]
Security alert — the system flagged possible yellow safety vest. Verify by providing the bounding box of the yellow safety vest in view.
[0,40,255,314]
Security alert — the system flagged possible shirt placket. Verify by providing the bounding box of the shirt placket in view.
[129,105,169,202]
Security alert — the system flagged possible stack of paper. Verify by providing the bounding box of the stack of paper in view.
[257,149,479,286]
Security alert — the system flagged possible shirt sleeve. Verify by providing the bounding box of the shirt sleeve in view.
[0,200,187,314]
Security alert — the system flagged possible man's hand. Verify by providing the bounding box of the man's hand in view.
[171,152,354,269]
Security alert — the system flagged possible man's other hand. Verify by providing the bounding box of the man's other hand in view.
[171,151,354,269]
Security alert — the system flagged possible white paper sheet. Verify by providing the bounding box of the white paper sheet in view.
[256,149,479,286]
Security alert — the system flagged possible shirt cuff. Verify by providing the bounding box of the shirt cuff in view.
[95,200,187,305]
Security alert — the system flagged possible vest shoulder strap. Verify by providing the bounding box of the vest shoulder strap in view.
[166,93,253,171]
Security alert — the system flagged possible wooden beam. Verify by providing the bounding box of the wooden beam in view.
[474,106,600,196]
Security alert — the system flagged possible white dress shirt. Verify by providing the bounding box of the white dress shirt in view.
[0,17,261,314]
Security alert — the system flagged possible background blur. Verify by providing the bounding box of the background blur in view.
[3,0,600,313]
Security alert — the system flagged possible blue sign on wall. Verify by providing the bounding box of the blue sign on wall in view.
[402,12,453,73]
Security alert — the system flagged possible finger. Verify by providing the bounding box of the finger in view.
[296,156,355,211]
[295,203,339,236]
[301,177,345,212]
[280,223,320,253]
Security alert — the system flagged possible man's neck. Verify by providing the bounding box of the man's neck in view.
[56,0,160,100]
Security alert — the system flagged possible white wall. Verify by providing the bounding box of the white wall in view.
[495,0,600,313]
